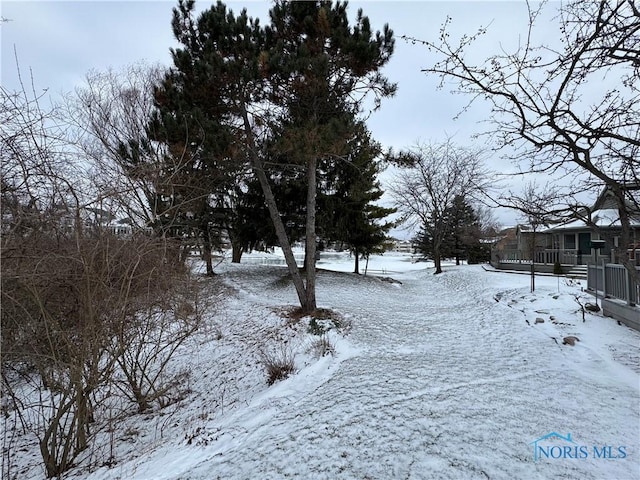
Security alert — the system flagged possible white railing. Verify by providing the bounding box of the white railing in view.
[495,249,614,266]
[533,249,579,265]
[494,250,531,263]
[588,263,639,306]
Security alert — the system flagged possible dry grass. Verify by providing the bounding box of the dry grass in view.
[259,346,296,385]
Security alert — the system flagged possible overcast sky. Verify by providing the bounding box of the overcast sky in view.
[1,1,562,228]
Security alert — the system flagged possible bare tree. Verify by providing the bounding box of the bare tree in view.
[507,182,565,291]
[406,0,639,282]
[1,65,89,242]
[1,67,208,478]
[475,203,501,238]
[63,63,238,274]
[61,63,167,231]
[389,140,489,274]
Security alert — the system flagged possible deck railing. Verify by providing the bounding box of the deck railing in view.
[587,263,639,306]
[533,249,580,265]
[494,249,614,265]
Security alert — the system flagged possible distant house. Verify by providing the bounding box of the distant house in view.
[491,225,551,263]
[492,184,640,268]
[389,238,414,253]
[58,208,144,237]
[490,184,640,329]
[541,184,639,266]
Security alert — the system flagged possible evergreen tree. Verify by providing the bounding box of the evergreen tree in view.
[445,195,480,265]
[414,196,489,265]
[413,211,442,264]
[318,125,396,273]
[264,1,395,309]
[390,141,489,274]
[161,0,395,312]
[144,0,254,275]
[233,124,396,272]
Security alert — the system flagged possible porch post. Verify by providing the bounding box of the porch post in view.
[601,260,607,299]
[624,268,632,306]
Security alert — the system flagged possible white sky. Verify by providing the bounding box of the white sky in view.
[1,1,563,228]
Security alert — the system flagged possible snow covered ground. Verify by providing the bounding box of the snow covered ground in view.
[4,252,639,479]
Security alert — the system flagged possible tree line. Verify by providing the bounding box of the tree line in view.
[2,3,409,476]
[64,0,401,314]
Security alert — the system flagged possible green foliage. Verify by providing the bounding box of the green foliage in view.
[415,195,487,264]
[318,125,396,263]
[153,0,396,301]
[263,1,397,267]
[307,308,345,335]
[308,317,328,336]
[142,0,267,272]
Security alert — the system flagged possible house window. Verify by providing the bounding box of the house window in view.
[564,234,576,250]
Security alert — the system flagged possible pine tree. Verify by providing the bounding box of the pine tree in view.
[415,196,488,266]
[444,195,481,265]
[264,1,395,309]
[318,124,395,273]
[160,0,395,311]
[145,0,253,275]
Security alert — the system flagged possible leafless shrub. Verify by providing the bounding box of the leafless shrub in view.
[1,62,211,478]
[308,334,336,358]
[111,298,201,413]
[259,345,296,386]
[1,232,201,477]
[572,294,587,322]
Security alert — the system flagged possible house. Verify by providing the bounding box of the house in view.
[491,184,640,269]
[490,184,640,329]
[389,238,414,253]
[542,184,640,266]
[491,225,552,264]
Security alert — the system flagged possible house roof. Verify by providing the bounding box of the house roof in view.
[593,182,640,211]
[542,184,640,233]
[543,208,640,232]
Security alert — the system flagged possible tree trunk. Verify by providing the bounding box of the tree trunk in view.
[202,228,214,276]
[73,375,88,454]
[180,243,191,264]
[231,241,243,263]
[239,103,309,311]
[304,156,318,313]
[434,249,443,274]
[354,247,360,274]
[251,159,308,309]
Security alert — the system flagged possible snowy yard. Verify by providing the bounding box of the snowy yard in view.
[5,253,639,479]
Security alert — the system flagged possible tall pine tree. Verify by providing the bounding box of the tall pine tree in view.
[318,124,396,273]
[444,195,481,265]
[264,1,395,310]
[147,0,255,275]
[160,0,395,311]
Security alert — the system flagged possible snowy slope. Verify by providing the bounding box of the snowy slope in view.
[6,253,639,479]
